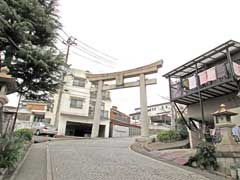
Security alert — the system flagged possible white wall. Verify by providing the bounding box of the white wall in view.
[112,125,129,137]
[187,93,240,126]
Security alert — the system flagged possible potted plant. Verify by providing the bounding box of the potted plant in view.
[230,165,237,179]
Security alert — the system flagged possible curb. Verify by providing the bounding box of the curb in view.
[9,143,32,180]
[46,143,53,180]
[129,143,229,180]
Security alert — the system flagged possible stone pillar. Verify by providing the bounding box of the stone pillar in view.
[91,80,103,138]
[140,74,149,137]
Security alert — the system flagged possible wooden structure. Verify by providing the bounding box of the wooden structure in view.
[163,40,240,134]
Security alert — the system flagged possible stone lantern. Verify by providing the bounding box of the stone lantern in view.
[212,104,238,148]
[0,66,17,135]
[212,104,240,175]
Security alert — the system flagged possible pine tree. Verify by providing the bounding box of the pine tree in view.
[0,0,65,131]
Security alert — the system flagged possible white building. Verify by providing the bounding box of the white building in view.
[48,68,111,138]
[129,102,173,130]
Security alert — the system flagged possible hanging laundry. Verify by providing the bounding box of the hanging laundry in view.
[233,62,240,76]
[206,67,216,81]
[182,79,189,90]
[188,75,197,89]
[171,83,182,98]
[216,63,227,78]
[198,71,208,85]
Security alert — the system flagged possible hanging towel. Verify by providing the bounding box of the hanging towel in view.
[216,63,227,78]
[206,67,216,81]
[198,71,208,85]
[233,62,240,76]
[188,75,197,89]
[182,79,189,89]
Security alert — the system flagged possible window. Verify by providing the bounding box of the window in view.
[73,77,85,87]
[70,97,84,109]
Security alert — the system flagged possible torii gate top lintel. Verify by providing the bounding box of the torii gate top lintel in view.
[86,60,163,82]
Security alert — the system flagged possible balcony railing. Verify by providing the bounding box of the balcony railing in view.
[90,91,111,101]
[170,61,232,100]
[88,110,109,120]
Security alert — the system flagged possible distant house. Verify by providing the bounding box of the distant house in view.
[110,106,140,137]
[129,102,173,130]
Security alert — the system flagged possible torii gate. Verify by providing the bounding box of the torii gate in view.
[86,60,163,138]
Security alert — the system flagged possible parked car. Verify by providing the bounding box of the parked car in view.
[31,122,57,137]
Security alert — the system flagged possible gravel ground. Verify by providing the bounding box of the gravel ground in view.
[49,138,214,180]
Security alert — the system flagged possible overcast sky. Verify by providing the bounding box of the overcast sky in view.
[7,0,240,114]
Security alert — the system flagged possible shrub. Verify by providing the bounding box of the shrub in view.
[0,136,24,168]
[15,128,33,141]
[157,130,181,143]
[176,118,188,140]
[188,141,218,170]
[178,128,188,140]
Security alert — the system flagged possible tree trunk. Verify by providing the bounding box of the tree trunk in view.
[0,106,3,137]
[11,93,22,132]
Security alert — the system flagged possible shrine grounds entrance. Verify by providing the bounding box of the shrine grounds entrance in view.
[87,60,163,138]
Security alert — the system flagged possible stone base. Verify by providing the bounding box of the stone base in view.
[216,144,240,153]
[216,151,240,175]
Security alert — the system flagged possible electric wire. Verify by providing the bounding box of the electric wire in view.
[70,50,114,68]
[60,29,118,63]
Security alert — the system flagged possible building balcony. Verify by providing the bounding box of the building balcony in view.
[88,110,109,120]
[163,40,240,105]
[90,91,111,101]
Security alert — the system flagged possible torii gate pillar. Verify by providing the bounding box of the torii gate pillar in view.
[140,74,149,137]
[91,80,103,138]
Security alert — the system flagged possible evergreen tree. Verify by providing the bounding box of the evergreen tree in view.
[0,0,65,100]
[0,0,65,131]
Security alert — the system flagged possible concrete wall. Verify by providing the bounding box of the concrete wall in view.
[187,93,240,125]
[112,125,129,137]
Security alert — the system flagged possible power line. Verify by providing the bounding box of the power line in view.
[76,39,118,61]
[59,29,118,63]
[70,50,114,68]
[72,45,116,65]
[56,32,117,68]
[60,29,69,38]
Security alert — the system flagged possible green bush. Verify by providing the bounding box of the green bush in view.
[188,141,218,170]
[0,136,24,168]
[15,128,33,141]
[157,130,181,143]
[176,118,188,140]
[178,128,188,140]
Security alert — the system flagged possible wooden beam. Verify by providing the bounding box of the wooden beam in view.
[90,78,157,91]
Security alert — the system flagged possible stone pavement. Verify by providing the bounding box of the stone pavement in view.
[48,138,220,180]
[12,138,227,180]
[12,143,46,180]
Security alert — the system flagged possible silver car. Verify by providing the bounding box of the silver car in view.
[31,122,57,137]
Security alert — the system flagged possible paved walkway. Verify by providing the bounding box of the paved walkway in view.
[13,138,226,180]
[13,143,46,180]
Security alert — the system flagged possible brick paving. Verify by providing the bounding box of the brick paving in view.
[48,138,221,180]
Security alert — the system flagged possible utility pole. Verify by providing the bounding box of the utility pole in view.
[54,36,77,128]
